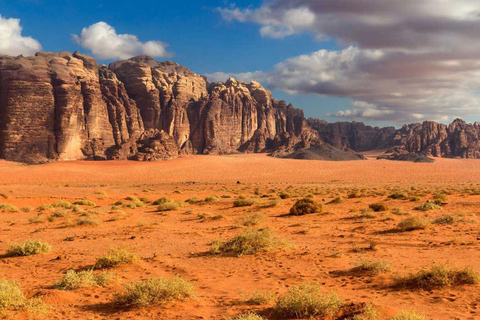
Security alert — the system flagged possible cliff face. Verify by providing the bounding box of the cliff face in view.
[308,118,480,159]
[2,52,480,163]
[0,53,318,163]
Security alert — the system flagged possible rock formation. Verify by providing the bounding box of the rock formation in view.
[0,52,318,163]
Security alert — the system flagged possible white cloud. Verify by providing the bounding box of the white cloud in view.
[215,1,480,123]
[0,14,41,56]
[73,22,171,60]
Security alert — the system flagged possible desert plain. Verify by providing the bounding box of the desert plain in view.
[1,154,480,320]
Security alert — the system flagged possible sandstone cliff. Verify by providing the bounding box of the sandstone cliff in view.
[0,53,318,163]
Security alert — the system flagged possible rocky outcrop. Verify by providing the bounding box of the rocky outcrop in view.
[0,53,319,163]
[308,119,397,152]
[282,144,366,161]
[377,152,435,163]
[308,118,480,159]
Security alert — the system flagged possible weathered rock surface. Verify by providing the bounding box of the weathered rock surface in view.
[308,118,480,159]
[281,144,366,161]
[377,152,435,163]
[0,53,319,163]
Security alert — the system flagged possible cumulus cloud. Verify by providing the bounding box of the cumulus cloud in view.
[216,0,480,123]
[0,14,41,56]
[73,22,171,60]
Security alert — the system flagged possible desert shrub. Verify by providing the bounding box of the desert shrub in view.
[237,213,265,226]
[246,290,276,305]
[389,311,426,320]
[94,248,137,269]
[369,203,389,212]
[20,207,34,213]
[358,208,377,219]
[233,196,255,207]
[354,259,391,274]
[197,213,223,222]
[397,217,430,232]
[0,279,25,309]
[414,202,442,211]
[51,201,73,209]
[204,195,219,202]
[353,303,380,320]
[7,240,51,257]
[329,197,344,204]
[388,192,409,200]
[210,228,287,256]
[114,277,194,307]
[0,203,19,213]
[75,216,101,226]
[28,215,44,224]
[391,208,410,216]
[260,199,280,208]
[229,313,266,320]
[394,264,480,289]
[409,196,422,202]
[54,270,115,290]
[73,200,96,207]
[274,283,343,318]
[157,201,181,212]
[185,197,202,204]
[278,192,291,199]
[152,197,174,205]
[433,193,446,205]
[289,198,323,216]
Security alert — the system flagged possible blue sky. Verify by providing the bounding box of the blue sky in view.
[2,0,479,126]
[0,0,364,125]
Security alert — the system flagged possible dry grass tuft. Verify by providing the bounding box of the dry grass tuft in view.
[394,264,480,289]
[6,240,51,257]
[210,228,288,256]
[94,248,137,269]
[289,198,323,216]
[274,283,343,318]
[114,277,195,307]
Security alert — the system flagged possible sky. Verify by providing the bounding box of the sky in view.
[1,0,480,127]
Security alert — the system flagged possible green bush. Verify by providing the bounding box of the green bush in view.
[289,198,323,216]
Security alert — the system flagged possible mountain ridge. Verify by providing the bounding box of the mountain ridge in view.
[0,51,479,163]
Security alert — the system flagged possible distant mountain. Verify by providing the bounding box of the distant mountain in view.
[0,52,479,163]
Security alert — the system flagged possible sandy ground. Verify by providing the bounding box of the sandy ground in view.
[1,154,480,319]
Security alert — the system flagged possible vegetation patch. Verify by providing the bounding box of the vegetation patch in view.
[54,270,115,290]
[390,310,426,320]
[414,202,442,211]
[397,217,430,232]
[233,196,255,207]
[6,240,51,257]
[245,290,276,305]
[354,259,392,274]
[73,200,96,206]
[114,276,195,307]
[289,198,323,216]
[369,203,389,212]
[274,283,343,318]
[394,264,480,289]
[94,248,137,269]
[210,228,288,256]
[229,313,265,320]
